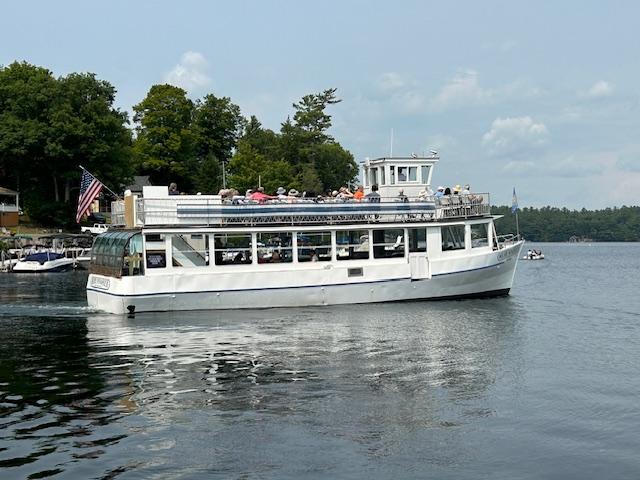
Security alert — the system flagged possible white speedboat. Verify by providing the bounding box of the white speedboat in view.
[13,251,76,272]
[87,154,524,314]
[522,254,545,260]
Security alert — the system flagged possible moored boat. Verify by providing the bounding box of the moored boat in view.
[13,251,76,272]
[86,154,524,314]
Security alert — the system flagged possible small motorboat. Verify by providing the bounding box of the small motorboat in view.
[12,251,76,272]
[522,250,545,260]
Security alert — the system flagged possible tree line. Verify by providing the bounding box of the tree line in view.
[0,61,357,226]
[493,205,640,242]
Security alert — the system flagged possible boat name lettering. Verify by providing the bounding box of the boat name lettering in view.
[497,249,516,261]
[91,277,110,290]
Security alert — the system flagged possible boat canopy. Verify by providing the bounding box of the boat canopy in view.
[90,230,142,278]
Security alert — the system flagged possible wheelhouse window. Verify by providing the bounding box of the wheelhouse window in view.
[408,228,427,252]
[171,234,208,267]
[257,232,293,263]
[441,225,465,251]
[297,232,331,262]
[373,228,405,258]
[421,165,430,184]
[397,166,417,183]
[380,167,386,185]
[390,166,396,184]
[370,168,378,186]
[336,230,369,260]
[471,223,489,248]
[214,233,252,265]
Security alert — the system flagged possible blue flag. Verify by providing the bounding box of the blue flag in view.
[511,187,519,214]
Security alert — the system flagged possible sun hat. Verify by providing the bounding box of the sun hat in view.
[288,189,299,196]
[276,186,286,195]
[437,186,444,191]
[454,184,461,192]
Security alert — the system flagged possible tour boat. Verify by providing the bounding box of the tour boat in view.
[86,155,524,314]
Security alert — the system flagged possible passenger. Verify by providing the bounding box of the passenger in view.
[365,184,381,202]
[353,185,365,200]
[434,186,445,199]
[169,183,179,195]
[453,185,461,195]
[338,187,354,199]
[271,250,281,262]
[276,186,287,200]
[310,249,319,262]
[418,189,430,201]
[397,189,408,202]
[249,187,274,203]
[233,252,244,263]
[287,189,300,202]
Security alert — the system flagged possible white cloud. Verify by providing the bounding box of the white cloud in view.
[164,51,211,92]
[583,80,613,98]
[430,69,491,111]
[482,116,549,155]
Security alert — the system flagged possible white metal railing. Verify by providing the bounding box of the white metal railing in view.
[113,193,491,227]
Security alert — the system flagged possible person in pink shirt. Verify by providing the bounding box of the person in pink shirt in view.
[249,187,274,203]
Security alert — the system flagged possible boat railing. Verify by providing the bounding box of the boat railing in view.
[111,193,491,227]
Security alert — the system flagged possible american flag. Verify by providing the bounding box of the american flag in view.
[76,169,104,223]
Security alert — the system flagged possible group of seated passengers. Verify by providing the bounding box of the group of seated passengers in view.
[217,184,381,204]
[434,184,483,203]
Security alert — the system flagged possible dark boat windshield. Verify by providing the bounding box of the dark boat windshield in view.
[90,230,143,278]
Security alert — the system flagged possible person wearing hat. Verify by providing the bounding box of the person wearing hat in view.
[276,186,287,200]
[435,186,445,199]
[287,188,300,202]
[462,184,470,195]
[453,185,461,195]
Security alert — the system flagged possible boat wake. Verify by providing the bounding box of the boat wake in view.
[0,303,101,318]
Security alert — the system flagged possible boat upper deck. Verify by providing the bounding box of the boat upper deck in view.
[111,192,492,228]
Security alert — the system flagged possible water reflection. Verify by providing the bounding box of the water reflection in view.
[0,297,526,478]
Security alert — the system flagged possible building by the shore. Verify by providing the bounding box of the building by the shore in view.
[0,187,20,227]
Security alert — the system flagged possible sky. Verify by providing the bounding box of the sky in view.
[2,0,640,209]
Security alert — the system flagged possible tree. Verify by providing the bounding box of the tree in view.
[227,140,293,194]
[133,84,195,189]
[0,62,132,226]
[308,142,358,191]
[292,87,341,143]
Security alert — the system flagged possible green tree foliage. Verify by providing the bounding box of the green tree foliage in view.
[227,140,293,193]
[227,88,357,195]
[133,84,195,189]
[0,61,132,227]
[493,205,640,241]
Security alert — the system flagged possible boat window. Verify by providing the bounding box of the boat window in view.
[89,230,142,277]
[421,165,430,184]
[336,230,369,260]
[297,232,331,262]
[396,166,418,183]
[471,223,489,248]
[122,234,144,276]
[371,168,378,186]
[407,228,427,252]
[390,166,395,185]
[380,167,386,185]
[146,250,166,269]
[171,234,209,267]
[373,229,405,258]
[214,233,252,265]
[257,232,293,263]
[441,225,465,251]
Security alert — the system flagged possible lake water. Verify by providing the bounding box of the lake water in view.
[1,243,639,479]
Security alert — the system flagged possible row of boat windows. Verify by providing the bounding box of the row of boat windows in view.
[90,224,489,277]
[366,165,430,186]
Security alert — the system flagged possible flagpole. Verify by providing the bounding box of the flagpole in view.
[515,210,520,240]
[79,165,122,200]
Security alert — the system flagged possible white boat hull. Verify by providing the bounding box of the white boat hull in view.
[87,241,523,314]
[12,258,76,273]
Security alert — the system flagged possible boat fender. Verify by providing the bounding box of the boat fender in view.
[127,305,136,316]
